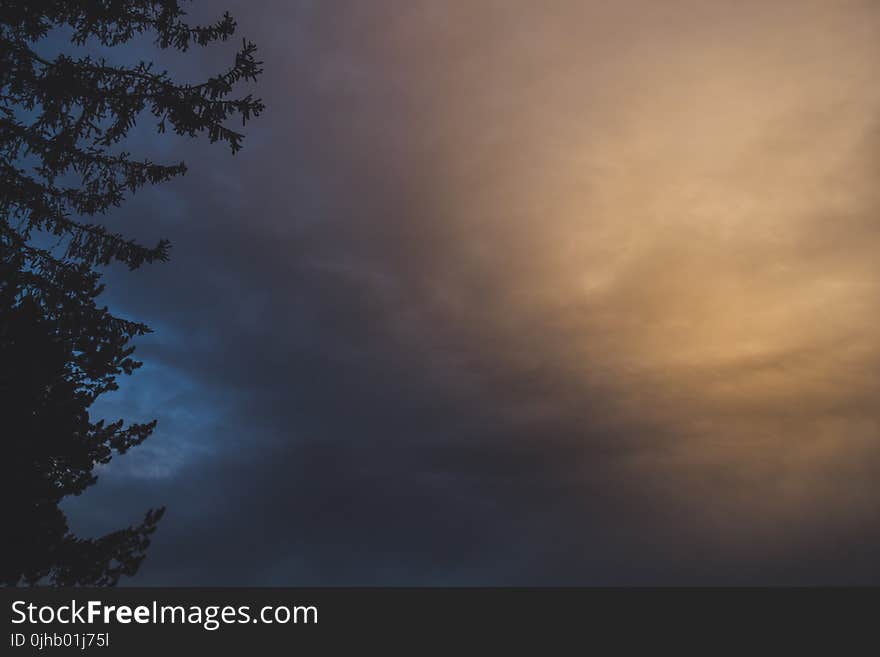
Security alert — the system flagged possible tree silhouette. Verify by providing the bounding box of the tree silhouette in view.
[1,1,263,585]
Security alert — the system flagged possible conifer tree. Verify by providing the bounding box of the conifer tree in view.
[0,1,263,585]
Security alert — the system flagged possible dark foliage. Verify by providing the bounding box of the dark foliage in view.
[0,1,262,585]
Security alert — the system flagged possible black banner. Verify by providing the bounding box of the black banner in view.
[0,588,874,653]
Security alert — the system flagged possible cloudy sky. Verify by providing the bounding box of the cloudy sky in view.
[64,0,880,584]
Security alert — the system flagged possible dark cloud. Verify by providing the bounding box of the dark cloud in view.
[63,0,880,584]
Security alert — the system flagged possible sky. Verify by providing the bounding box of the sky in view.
[63,0,880,584]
